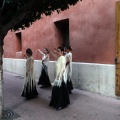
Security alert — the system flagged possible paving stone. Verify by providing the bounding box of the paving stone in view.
[3,71,120,120]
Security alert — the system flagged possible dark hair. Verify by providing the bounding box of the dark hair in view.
[63,46,66,51]
[66,46,72,51]
[45,48,49,53]
[26,48,33,55]
[57,46,64,52]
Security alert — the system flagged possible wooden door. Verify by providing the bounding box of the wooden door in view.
[115,1,120,96]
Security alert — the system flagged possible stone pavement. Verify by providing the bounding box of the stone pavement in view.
[3,71,120,120]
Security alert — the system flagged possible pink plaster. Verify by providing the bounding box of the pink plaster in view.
[4,0,117,64]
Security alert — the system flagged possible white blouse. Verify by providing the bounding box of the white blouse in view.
[65,52,72,77]
[42,54,49,66]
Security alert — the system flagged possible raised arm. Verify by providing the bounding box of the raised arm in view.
[38,49,44,55]
[50,50,58,60]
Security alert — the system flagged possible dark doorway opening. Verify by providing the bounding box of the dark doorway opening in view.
[54,18,69,47]
[15,32,22,52]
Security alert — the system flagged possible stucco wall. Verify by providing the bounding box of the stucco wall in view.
[3,58,116,98]
[3,0,117,64]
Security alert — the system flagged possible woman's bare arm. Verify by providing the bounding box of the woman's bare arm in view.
[38,49,44,55]
[50,51,58,60]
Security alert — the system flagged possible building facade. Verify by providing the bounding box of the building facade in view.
[3,0,119,98]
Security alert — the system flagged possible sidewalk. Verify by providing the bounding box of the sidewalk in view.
[3,71,120,120]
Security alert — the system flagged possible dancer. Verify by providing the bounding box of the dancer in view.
[37,48,51,88]
[21,48,38,99]
[65,46,73,94]
[49,47,70,111]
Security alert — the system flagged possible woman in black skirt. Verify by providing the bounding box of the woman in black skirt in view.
[37,48,51,88]
[49,47,70,111]
[21,48,38,99]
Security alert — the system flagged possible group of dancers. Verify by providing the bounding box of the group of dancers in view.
[21,46,73,111]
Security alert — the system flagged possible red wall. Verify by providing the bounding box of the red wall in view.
[4,0,116,64]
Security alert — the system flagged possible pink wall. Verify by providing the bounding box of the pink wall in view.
[4,0,117,64]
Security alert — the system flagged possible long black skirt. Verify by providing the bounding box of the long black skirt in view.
[49,81,70,109]
[67,79,73,94]
[21,78,38,99]
[38,64,51,87]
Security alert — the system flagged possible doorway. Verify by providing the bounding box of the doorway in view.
[15,32,22,52]
[54,18,70,47]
